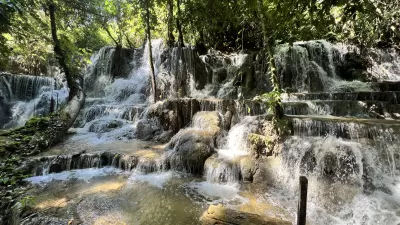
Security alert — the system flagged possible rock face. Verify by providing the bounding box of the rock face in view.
[84,47,136,97]
[164,111,222,174]
[337,52,372,82]
[200,205,292,225]
[157,46,271,100]
[157,46,212,98]
[140,98,266,142]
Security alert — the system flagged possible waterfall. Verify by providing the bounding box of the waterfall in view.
[274,40,399,93]
[16,39,400,225]
[267,41,400,224]
[74,40,165,143]
[204,116,260,183]
[0,73,68,128]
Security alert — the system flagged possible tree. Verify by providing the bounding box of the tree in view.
[48,1,77,100]
[138,0,158,103]
[166,0,174,46]
[176,0,184,46]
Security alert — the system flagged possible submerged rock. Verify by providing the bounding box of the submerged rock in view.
[200,204,291,225]
[88,120,124,133]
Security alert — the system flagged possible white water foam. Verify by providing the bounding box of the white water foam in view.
[186,181,244,203]
[72,40,165,143]
[264,135,400,225]
[24,167,124,186]
[128,171,176,188]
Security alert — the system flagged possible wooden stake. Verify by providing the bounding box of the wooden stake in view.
[297,176,308,225]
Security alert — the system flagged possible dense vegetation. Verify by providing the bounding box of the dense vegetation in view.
[0,0,398,76]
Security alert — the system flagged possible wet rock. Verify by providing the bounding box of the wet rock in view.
[135,119,162,141]
[200,204,291,225]
[240,156,257,182]
[223,111,233,130]
[300,150,317,174]
[84,47,136,96]
[20,216,69,225]
[88,120,124,133]
[165,129,215,174]
[213,68,227,84]
[157,47,212,98]
[192,111,222,136]
[49,163,62,174]
[165,112,223,174]
[338,52,372,82]
[322,152,338,177]
[142,99,266,142]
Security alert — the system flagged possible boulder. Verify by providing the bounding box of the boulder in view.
[192,111,222,136]
[165,129,215,174]
[338,52,372,82]
[240,156,257,182]
[200,205,292,225]
[164,111,222,174]
[135,118,162,141]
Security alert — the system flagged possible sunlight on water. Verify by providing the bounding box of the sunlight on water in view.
[25,167,125,185]
[128,171,176,188]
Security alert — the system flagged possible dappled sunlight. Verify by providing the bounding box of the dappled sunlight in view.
[78,180,126,195]
[93,215,128,225]
[134,149,161,159]
[35,197,68,210]
[239,192,291,221]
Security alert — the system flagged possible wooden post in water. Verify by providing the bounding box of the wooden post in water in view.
[297,176,308,225]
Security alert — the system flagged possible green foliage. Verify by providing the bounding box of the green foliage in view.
[1,0,399,75]
[19,195,35,209]
[0,156,29,186]
[254,90,291,136]
[272,116,291,136]
[255,90,282,116]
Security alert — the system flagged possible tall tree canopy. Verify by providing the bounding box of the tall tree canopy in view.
[0,0,398,74]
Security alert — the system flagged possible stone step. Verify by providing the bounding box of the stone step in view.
[288,115,400,140]
[25,140,167,175]
[283,100,387,117]
[282,92,400,104]
[83,104,146,122]
[26,149,164,176]
[372,81,400,92]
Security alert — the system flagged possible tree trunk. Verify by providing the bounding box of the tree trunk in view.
[102,23,120,47]
[256,0,283,119]
[48,2,76,101]
[176,0,184,47]
[145,1,157,103]
[256,0,280,91]
[167,0,175,47]
[46,2,86,146]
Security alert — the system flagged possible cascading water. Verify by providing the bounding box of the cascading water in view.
[0,73,68,128]
[72,40,165,143]
[204,116,260,183]
[263,132,400,224]
[275,40,381,93]
[16,39,400,225]
[266,40,400,224]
